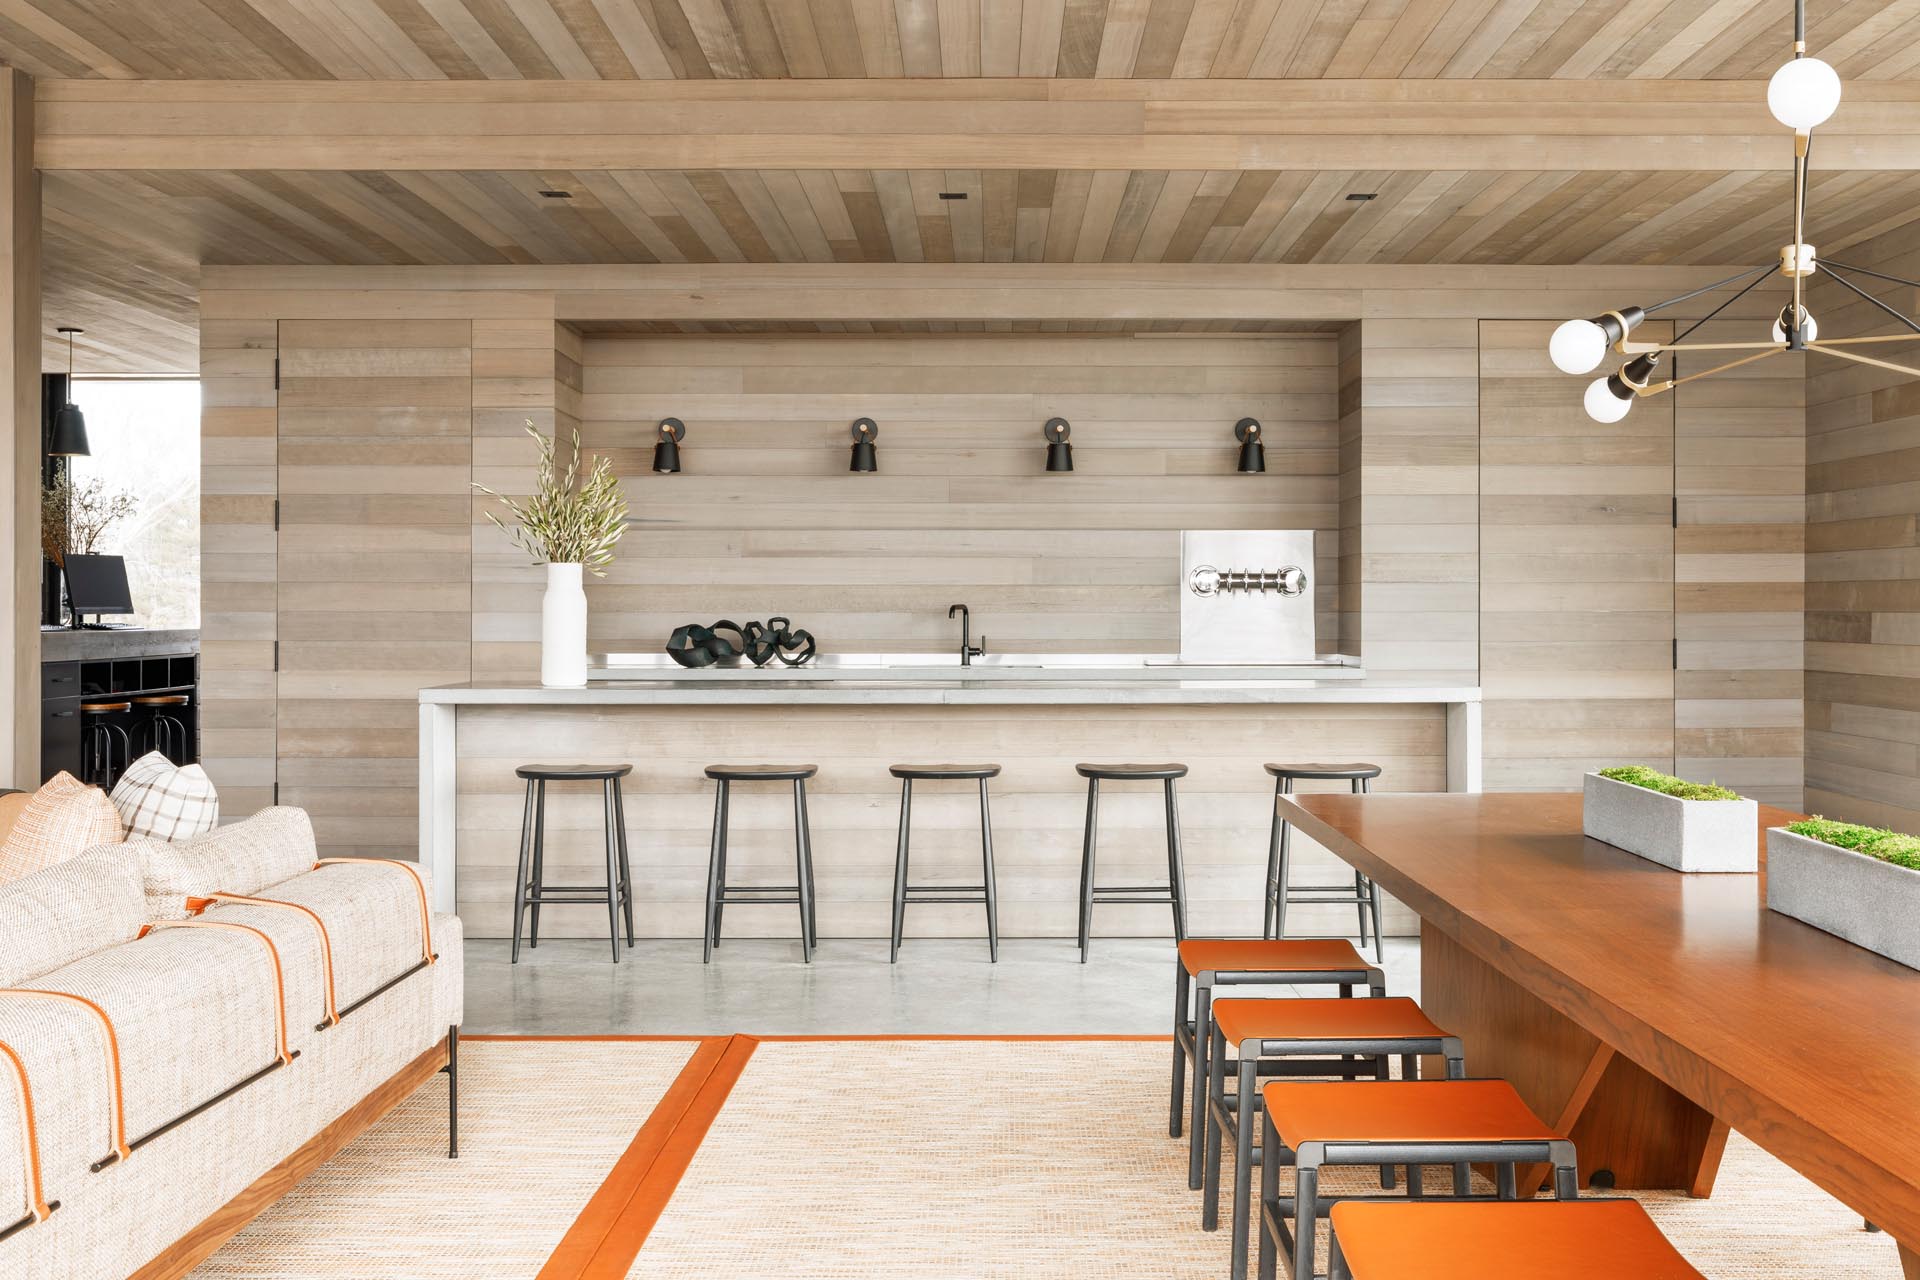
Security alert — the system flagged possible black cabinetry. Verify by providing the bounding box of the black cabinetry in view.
[40,649,200,786]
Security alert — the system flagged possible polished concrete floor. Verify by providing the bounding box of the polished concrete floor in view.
[462,934,1423,1035]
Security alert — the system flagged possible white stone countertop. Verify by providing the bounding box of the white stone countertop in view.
[421,676,1482,707]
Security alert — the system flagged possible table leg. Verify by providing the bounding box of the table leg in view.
[1899,1242,1919,1280]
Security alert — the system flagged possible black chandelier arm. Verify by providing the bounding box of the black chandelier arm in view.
[1672,265,1779,345]
[1640,264,1777,317]
[1820,266,1920,337]
[1819,259,1920,292]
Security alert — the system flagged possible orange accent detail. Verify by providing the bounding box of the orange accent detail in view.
[1178,937,1372,977]
[1329,1199,1707,1279]
[314,858,434,966]
[1212,996,1451,1048]
[1261,1078,1560,1150]
[139,920,294,1065]
[0,990,130,1161]
[538,1034,758,1280]
[196,894,339,1028]
[0,1040,52,1223]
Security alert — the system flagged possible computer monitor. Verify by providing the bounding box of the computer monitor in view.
[63,553,135,618]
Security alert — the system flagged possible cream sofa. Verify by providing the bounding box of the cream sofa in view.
[0,804,463,1280]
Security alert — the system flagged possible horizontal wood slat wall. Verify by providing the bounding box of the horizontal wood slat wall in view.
[1805,226,1920,833]
[1479,319,1676,791]
[574,332,1338,655]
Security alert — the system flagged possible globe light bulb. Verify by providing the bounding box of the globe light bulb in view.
[1549,318,1609,375]
[1772,305,1818,344]
[1584,376,1634,424]
[1768,56,1842,131]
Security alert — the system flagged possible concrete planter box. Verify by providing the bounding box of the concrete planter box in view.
[1581,772,1758,873]
[1767,827,1920,971]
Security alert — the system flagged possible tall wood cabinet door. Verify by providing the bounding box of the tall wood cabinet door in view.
[275,320,473,858]
[200,320,279,817]
[1478,319,1676,791]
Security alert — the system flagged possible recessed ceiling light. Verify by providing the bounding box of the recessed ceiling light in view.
[937,191,968,201]
[1345,192,1377,201]
[539,189,574,199]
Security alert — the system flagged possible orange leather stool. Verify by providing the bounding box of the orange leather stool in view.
[1327,1199,1706,1280]
[1258,1079,1578,1280]
[1171,939,1383,1190]
[1206,997,1466,1280]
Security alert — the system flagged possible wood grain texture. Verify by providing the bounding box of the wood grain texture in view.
[1281,791,1920,1253]
[0,69,35,788]
[124,1038,449,1280]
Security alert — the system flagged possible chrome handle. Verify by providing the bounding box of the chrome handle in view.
[1189,564,1307,597]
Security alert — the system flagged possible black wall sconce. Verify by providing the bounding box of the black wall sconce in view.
[652,417,684,473]
[1235,417,1266,474]
[1044,418,1073,472]
[849,417,878,473]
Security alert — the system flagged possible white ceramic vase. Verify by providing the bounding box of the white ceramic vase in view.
[541,561,588,688]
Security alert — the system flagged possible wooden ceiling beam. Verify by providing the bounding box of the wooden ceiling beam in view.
[36,78,1920,172]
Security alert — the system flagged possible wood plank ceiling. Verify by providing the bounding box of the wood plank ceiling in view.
[2,0,1916,82]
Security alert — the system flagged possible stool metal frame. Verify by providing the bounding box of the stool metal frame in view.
[81,701,133,789]
[703,765,819,964]
[1258,1094,1580,1280]
[1173,946,1385,1192]
[1213,1018,1467,1280]
[1076,763,1189,963]
[511,764,635,964]
[1265,764,1385,961]
[888,764,1001,963]
[132,695,191,763]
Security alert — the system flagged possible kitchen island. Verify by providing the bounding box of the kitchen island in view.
[420,664,1480,940]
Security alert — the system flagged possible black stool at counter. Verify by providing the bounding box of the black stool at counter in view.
[1074,762,1190,962]
[81,700,133,788]
[1264,762,1385,961]
[132,694,191,764]
[511,763,635,964]
[887,763,1001,963]
[703,764,819,964]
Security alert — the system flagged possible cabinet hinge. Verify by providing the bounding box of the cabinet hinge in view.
[271,498,280,532]
[272,357,280,390]
[272,781,279,806]
[272,640,280,672]
[1672,496,1679,528]
[1672,637,1679,670]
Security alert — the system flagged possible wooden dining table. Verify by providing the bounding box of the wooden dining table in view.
[1279,791,1920,1278]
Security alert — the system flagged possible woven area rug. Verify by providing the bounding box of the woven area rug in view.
[187,1037,699,1279]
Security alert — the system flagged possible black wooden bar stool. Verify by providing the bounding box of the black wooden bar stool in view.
[511,763,634,964]
[703,764,819,964]
[81,700,133,788]
[888,763,1001,963]
[132,693,191,763]
[1265,762,1385,961]
[1075,762,1189,963]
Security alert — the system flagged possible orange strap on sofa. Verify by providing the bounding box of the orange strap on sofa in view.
[0,1039,54,1230]
[0,991,129,1165]
[187,894,339,1029]
[314,858,435,966]
[136,921,294,1065]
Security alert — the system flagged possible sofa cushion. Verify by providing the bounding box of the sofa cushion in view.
[0,774,124,886]
[131,807,317,920]
[109,752,220,842]
[0,791,28,847]
[0,848,147,987]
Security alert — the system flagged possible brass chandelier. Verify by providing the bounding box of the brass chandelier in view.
[1549,0,1920,422]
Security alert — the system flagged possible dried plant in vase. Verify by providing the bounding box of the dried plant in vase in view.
[472,421,629,687]
[43,473,138,566]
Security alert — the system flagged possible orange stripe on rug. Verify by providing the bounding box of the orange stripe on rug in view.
[538,1033,758,1280]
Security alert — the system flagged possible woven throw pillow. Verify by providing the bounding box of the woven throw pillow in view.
[0,844,146,985]
[133,805,318,919]
[0,772,125,885]
[109,751,220,842]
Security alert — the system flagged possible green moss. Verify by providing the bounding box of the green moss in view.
[1786,817,1920,872]
[1597,765,1741,802]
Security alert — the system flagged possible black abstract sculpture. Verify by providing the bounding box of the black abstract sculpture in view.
[667,617,816,668]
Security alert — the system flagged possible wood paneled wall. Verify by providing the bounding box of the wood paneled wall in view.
[1806,229,1920,833]
[573,332,1339,656]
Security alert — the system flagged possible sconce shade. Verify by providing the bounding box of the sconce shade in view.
[849,417,878,473]
[49,402,89,457]
[652,416,684,473]
[1234,417,1265,474]
[1043,417,1073,473]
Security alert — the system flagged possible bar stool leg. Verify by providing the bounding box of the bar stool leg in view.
[794,778,816,963]
[1348,777,1372,954]
[890,777,912,963]
[1077,777,1099,963]
[601,779,621,964]
[979,777,999,963]
[1258,1110,1282,1280]
[1362,776,1384,962]
[703,779,728,963]
[612,778,635,947]
[1273,776,1295,941]
[527,780,548,949]
[511,778,535,964]
[799,780,818,948]
[1165,777,1188,942]
[1291,1164,1321,1280]
[1263,777,1284,938]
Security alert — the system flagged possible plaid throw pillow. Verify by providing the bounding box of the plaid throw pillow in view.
[110,752,220,842]
[0,772,125,884]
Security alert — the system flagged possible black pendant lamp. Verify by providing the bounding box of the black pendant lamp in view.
[652,417,684,473]
[1043,418,1073,472]
[849,417,878,473]
[1234,418,1266,474]
[49,327,89,457]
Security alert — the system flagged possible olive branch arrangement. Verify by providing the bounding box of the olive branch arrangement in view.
[472,421,629,575]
